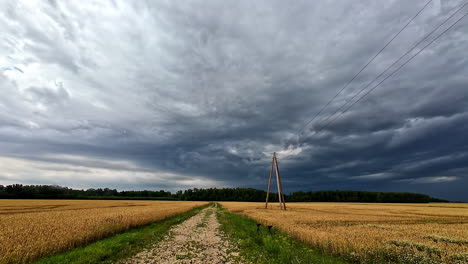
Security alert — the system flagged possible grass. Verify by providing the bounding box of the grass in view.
[216,205,346,264]
[196,208,214,228]
[32,204,209,264]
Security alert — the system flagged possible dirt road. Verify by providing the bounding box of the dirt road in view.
[122,206,243,264]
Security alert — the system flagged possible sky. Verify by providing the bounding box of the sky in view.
[1,0,467,201]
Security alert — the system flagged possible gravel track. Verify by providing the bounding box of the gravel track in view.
[121,206,243,264]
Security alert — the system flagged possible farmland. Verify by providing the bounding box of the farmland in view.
[0,200,207,264]
[2,200,467,264]
[220,202,468,263]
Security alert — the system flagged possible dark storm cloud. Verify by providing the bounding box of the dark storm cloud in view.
[0,0,467,200]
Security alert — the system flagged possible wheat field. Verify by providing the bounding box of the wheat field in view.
[220,202,468,263]
[0,200,207,264]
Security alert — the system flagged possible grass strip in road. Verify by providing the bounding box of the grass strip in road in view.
[33,204,209,264]
[217,205,346,264]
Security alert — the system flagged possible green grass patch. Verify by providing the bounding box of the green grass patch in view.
[217,206,346,264]
[196,208,214,228]
[33,204,209,264]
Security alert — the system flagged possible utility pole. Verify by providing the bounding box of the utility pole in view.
[265,152,286,210]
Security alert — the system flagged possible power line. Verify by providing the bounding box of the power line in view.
[295,0,432,138]
[318,9,468,132]
[315,0,468,131]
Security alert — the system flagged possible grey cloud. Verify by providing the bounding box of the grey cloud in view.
[0,0,467,200]
[396,176,460,184]
[25,85,69,105]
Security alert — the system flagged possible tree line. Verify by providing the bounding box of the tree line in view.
[0,184,447,202]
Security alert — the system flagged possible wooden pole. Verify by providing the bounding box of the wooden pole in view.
[265,152,286,210]
[265,153,274,208]
[274,155,286,210]
[274,153,284,209]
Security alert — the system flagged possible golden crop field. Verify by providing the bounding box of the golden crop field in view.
[0,200,207,264]
[221,202,468,264]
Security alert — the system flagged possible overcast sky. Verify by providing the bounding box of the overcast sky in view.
[1,0,467,201]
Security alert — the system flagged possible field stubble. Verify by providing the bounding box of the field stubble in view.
[220,202,468,264]
[0,200,207,264]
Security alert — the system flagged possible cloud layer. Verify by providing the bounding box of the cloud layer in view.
[1,0,467,200]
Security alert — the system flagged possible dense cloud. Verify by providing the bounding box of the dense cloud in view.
[0,0,467,200]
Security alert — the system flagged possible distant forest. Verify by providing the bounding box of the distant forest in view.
[0,184,448,203]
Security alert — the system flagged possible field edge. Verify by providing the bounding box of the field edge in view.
[216,204,346,264]
[32,203,210,264]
